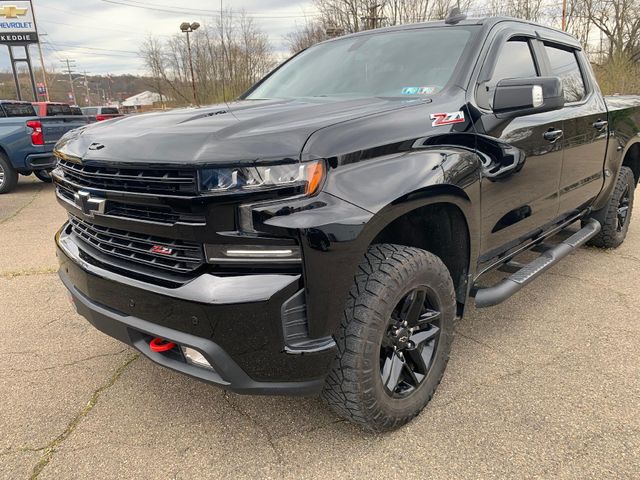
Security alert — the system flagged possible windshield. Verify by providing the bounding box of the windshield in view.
[247,26,476,100]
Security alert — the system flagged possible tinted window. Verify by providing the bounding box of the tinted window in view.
[2,103,37,117]
[46,104,73,116]
[101,107,119,114]
[492,40,538,82]
[247,27,477,99]
[478,39,538,109]
[544,45,586,102]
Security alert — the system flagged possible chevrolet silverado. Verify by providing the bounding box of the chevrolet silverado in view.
[52,14,640,431]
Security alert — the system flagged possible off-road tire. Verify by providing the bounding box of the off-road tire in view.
[321,244,456,432]
[587,166,635,248]
[0,153,18,194]
[34,169,53,183]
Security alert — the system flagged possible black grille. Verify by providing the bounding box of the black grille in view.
[69,215,204,274]
[56,181,205,225]
[58,159,198,195]
[105,203,204,224]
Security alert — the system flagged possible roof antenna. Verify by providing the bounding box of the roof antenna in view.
[445,7,467,25]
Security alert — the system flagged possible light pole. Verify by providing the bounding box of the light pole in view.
[180,21,200,106]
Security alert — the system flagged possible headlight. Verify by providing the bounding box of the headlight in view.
[199,160,325,196]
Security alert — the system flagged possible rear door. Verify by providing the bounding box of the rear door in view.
[470,28,564,263]
[540,43,608,216]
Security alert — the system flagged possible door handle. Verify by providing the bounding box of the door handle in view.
[592,120,608,130]
[543,129,563,142]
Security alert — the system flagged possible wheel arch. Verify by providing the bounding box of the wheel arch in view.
[362,186,474,312]
[0,143,10,160]
[622,141,640,186]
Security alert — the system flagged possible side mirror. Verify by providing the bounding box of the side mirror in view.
[493,76,564,117]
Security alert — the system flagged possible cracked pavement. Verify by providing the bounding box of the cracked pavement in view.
[1,176,639,479]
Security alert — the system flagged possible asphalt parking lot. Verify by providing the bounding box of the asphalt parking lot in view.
[1,176,639,479]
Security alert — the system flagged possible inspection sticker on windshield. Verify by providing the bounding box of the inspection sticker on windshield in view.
[402,86,438,95]
[430,111,465,127]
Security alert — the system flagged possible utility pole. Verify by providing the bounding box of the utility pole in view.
[83,71,90,105]
[30,0,49,101]
[361,3,385,30]
[61,58,77,105]
[561,0,567,31]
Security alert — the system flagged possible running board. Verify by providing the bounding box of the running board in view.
[474,219,601,308]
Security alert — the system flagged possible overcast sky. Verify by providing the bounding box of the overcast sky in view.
[17,0,319,75]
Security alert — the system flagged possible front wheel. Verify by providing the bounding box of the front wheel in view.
[34,169,53,183]
[322,244,456,432]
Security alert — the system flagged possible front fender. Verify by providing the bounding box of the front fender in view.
[253,146,482,339]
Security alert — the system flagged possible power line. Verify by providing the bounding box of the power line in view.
[38,19,173,39]
[51,42,139,55]
[37,4,146,30]
[99,0,320,19]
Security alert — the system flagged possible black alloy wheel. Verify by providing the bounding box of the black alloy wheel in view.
[322,244,456,432]
[380,287,442,398]
[586,166,635,249]
[616,183,631,232]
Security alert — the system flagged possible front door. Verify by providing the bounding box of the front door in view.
[471,34,564,264]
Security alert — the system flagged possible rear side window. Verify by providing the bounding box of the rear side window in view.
[544,45,586,103]
[46,104,73,116]
[1,103,36,117]
[101,107,119,114]
[82,107,98,116]
[478,39,539,109]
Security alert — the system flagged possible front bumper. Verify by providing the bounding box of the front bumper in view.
[56,226,336,395]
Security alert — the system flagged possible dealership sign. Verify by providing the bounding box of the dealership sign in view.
[0,2,38,44]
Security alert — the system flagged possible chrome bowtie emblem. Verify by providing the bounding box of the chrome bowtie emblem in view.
[74,190,106,217]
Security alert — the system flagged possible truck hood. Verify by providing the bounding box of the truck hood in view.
[55,97,428,166]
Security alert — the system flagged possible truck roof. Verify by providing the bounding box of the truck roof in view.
[321,16,581,48]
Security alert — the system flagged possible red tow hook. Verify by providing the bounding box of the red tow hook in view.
[149,337,176,352]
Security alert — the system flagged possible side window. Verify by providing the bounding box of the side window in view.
[544,44,586,103]
[478,39,538,109]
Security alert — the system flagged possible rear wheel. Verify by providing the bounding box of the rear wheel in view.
[322,244,456,432]
[0,154,18,194]
[34,169,53,183]
[587,166,635,248]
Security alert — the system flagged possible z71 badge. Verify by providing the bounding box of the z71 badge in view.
[430,111,465,127]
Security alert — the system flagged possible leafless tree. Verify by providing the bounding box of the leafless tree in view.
[284,20,328,54]
[584,0,640,60]
[139,10,275,106]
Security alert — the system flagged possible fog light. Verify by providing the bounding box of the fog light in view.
[182,346,213,370]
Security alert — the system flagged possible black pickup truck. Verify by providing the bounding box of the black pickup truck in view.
[52,15,640,431]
